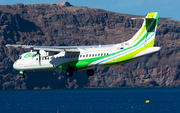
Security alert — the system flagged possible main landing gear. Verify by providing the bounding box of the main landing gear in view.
[87,69,94,76]
[65,68,73,77]
[65,69,95,77]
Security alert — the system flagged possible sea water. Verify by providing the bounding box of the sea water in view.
[0,88,180,113]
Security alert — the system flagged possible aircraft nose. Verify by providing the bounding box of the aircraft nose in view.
[13,61,18,70]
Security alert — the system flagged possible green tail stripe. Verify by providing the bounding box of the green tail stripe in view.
[133,19,153,43]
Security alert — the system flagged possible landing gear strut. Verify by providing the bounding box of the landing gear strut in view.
[87,69,94,76]
[65,68,73,77]
[21,74,26,78]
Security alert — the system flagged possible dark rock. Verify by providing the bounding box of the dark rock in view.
[0,2,180,89]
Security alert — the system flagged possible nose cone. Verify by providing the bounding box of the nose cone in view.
[13,62,17,70]
[13,61,23,71]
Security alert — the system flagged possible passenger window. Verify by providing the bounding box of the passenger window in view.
[83,55,85,57]
[65,56,67,59]
[104,53,106,56]
[98,54,100,56]
[89,54,91,57]
[36,58,38,61]
[92,54,94,57]
[107,53,109,56]
[95,54,97,57]
[74,55,76,58]
[86,54,88,57]
[80,55,82,58]
[101,53,103,56]
[68,56,70,58]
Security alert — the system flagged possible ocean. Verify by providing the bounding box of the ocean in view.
[0,88,180,113]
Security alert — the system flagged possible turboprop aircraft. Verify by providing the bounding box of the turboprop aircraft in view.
[6,12,161,78]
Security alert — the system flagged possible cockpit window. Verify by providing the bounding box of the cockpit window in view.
[18,56,22,60]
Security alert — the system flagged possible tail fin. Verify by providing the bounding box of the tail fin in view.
[127,12,159,47]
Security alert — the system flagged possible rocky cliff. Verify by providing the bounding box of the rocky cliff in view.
[0,2,180,89]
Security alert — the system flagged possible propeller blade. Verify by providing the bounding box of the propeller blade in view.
[39,53,41,66]
[32,50,39,58]
[32,50,41,66]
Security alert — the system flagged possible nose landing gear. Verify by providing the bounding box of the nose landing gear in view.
[19,70,26,78]
[21,74,26,78]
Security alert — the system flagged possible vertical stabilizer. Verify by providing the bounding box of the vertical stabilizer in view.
[127,12,159,47]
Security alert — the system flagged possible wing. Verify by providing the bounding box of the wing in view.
[5,44,88,53]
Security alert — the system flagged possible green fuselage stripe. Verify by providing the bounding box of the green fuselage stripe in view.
[57,13,159,71]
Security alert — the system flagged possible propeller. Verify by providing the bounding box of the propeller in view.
[32,50,41,66]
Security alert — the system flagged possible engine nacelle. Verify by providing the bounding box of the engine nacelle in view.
[39,50,48,57]
[39,50,59,57]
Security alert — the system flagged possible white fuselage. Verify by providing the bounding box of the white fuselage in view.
[13,44,122,72]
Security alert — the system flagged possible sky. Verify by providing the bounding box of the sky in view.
[0,0,180,20]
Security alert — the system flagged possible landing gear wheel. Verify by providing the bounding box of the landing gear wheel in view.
[21,75,26,78]
[65,69,73,77]
[87,69,94,76]
[20,71,26,78]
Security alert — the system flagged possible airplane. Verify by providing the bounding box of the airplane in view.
[6,12,161,78]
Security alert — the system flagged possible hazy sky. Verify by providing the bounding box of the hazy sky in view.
[0,0,180,20]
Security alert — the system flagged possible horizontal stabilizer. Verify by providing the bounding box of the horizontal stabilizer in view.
[132,17,172,20]
[131,17,153,20]
[159,17,172,20]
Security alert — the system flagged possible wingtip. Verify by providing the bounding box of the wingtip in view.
[5,44,11,47]
[159,17,172,20]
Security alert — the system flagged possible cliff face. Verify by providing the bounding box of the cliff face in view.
[0,2,180,89]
